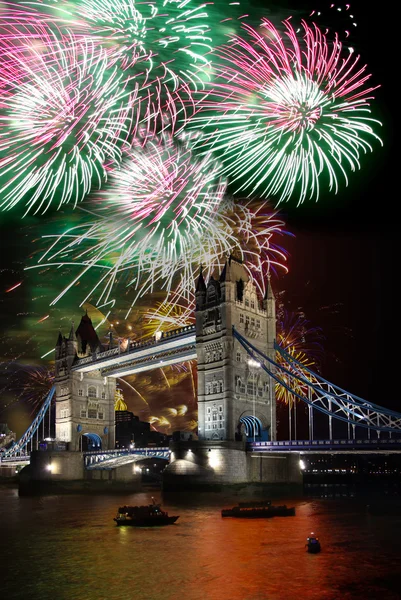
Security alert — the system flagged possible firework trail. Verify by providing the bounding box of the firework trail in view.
[191,18,382,204]
[275,308,323,406]
[29,132,289,313]
[0,35,134,215]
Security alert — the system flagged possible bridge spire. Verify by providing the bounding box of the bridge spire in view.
[69,321,76,341]
[195,265,206,310]
[195,265,206,292]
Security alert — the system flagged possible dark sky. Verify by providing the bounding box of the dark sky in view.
[0,0,397,433]
[271,1,396,407]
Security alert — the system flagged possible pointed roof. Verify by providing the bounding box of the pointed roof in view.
[220,258,231,283]
[263,276,274,301]
[56,331,63,346]
[195,265,206,293]
[68,321,76,341]
[76,311,102,353]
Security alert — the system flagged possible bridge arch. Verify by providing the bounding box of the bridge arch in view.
[238,414,269,442]
[80,432,102,452]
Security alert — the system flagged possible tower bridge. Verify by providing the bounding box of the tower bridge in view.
[2,256,401,490]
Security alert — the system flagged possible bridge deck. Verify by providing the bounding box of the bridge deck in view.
[72,326,196,375]
[248,439,401,453]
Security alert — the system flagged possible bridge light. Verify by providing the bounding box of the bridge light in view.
[248,359,261,368]
[46,463,53,473]
[299,459,306,470]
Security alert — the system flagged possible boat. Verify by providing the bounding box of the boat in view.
[114,499,179,527]
[306,533,321,553]
[221,502,295,518]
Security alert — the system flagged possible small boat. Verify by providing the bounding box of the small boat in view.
[306,533,321,553]
[222,502,295,518]
[114,499,179,527]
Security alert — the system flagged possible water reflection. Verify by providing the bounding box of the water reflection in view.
[1,487,401,600]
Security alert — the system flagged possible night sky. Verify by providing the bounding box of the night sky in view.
[0,0,396,437]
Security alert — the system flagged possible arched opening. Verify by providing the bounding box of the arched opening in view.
[80,432,102,452]
[238,416,268,442]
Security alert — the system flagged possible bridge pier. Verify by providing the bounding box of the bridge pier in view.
[163,441,302,491]
[18,450,142,495]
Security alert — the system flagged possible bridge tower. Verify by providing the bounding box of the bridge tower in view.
[54,312,116,451]
[195,257,276,442]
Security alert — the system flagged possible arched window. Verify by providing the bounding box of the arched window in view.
[88,386,97,399]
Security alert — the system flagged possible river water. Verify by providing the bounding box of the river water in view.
[1,487,401,600]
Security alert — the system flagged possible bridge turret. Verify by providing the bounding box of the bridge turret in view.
[54,311,115,452]
[196,257,276,442]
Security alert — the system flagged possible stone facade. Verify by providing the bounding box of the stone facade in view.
[54,315,116,451]
[195,257,276,442]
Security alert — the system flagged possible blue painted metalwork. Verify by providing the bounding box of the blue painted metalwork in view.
[233,327,401,435]
[1,386,55,458]
[248,439,401,452]
[239,415,262,440]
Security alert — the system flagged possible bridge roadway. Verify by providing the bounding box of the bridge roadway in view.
[248,438,401,454]
[72,325,196,377]
[3,438,401,469]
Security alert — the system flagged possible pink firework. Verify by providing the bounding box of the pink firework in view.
[192,18,382,204]
[0,31,134,214]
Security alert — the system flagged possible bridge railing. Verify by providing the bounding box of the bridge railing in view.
[248,439,401,451]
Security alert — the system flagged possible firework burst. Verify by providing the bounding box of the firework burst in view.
[0,36,134,214]
[275,308,323,406]
[191,18,382,204]
[30,174,289,314]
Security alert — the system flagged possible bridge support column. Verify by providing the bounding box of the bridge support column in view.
[163,441,302,491]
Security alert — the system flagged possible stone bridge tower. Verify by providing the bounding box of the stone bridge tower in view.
[54,312,115,451]
[195,257,276,442]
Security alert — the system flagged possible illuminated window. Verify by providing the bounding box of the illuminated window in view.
[88,386,97,399]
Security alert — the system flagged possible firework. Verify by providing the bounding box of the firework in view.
[275,347,318,407]
[18,366,54,411]
[191,18,382,204]
[31,190,289,314]
[275,308,323,406]
[31,133,228,307]
[276,309,324,361]
[0,36,133,214]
